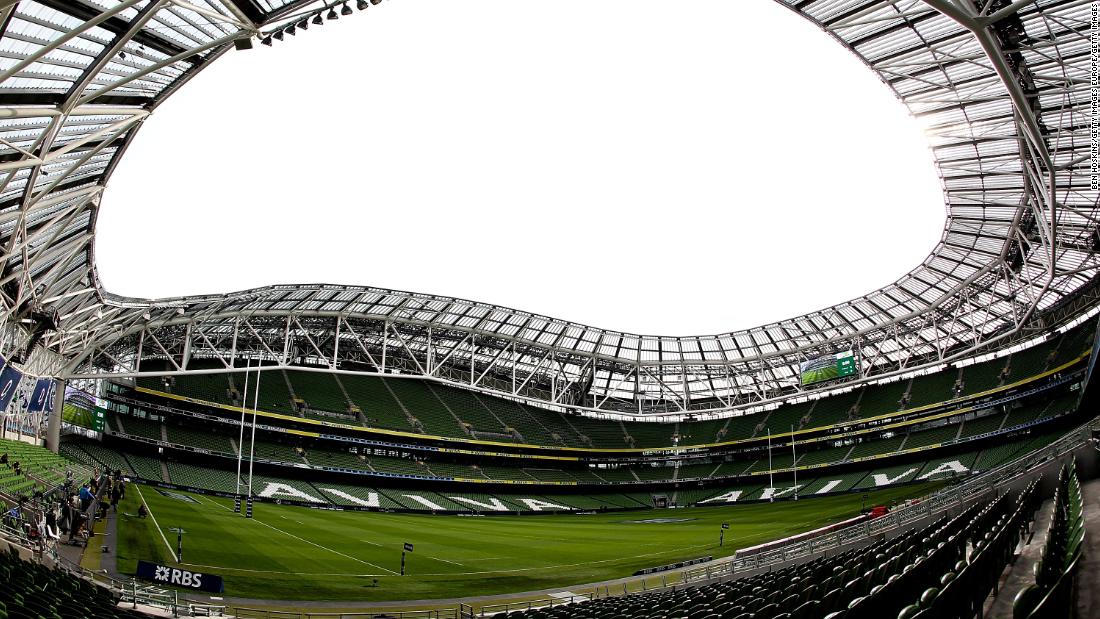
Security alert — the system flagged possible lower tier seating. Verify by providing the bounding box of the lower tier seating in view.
[66,427,1061,515]
[1011,460,1086,619]
[505,480,1045,619]
[0,541,149,619]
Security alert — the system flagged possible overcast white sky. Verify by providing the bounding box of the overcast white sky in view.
[96,0,944,336]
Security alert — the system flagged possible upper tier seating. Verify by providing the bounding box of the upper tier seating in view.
[960,357,1010,395]
[906,369,960,408]
[285,370,350,414]
[103,369,1075,488]
[127,321,1088,450]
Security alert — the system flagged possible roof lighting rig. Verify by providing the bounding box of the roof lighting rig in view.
[258,0,383,47]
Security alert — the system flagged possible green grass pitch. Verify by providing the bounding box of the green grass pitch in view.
[115,482,942,602]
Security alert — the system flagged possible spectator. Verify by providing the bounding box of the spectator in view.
[78,483,92,511]
[3,503,20,530]
[43,506,59,541]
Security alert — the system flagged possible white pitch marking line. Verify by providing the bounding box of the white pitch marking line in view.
[178,563,390,577]
[179,540,720,579]
[194,494,399,575]
[423,554,464,566]
[359,539,382,546]
[133,484,178,562]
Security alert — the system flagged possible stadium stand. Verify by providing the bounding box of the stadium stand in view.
[855,379,910,418]
[124,417,163,442]
[164,422,233,454]
[0,541,149,619]
[68,443,131,477]
[61,424,1065,513]
[958,412,1007,439]
[385,377,464,437]
[959,357,1009,395]
[340,374,417,432]
[848,436,905,460]
[796,443,853,467]
[97,359,1083,495]
[759,400,814,434]
[903,424,959,449]
[1010,461,1085,619]
[905,369,959,409]
[1051,326,1095,367]
[122,322,1087,456]
[505,482,1044,619]
[165,461,237,492]
[0,439,90,497]
[286,370,352,416]
[138,359,233,405]
[1006,344,1056,384]
[805,389,861,426]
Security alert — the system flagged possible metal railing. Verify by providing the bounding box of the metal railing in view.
[232,608,457,619]
[469,594,598,617]
[117,582,228,618]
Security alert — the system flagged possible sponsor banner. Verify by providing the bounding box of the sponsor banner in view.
[43,379,57,413]
[0,363,23,412]
[156,489,199,503]
[27,378,52,413]
[136,560,224,593]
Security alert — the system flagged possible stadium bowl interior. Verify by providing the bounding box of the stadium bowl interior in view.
[0,0,1097,617]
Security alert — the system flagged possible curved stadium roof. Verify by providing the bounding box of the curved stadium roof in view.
[0,0,1096,416]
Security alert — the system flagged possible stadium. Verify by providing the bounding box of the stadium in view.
[0,0,1098,618]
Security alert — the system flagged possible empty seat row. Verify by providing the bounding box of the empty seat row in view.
[1011,460,1085,619]
[505,484,1042,619]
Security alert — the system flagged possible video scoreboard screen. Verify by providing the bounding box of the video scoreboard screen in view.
[800,351,858,386]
